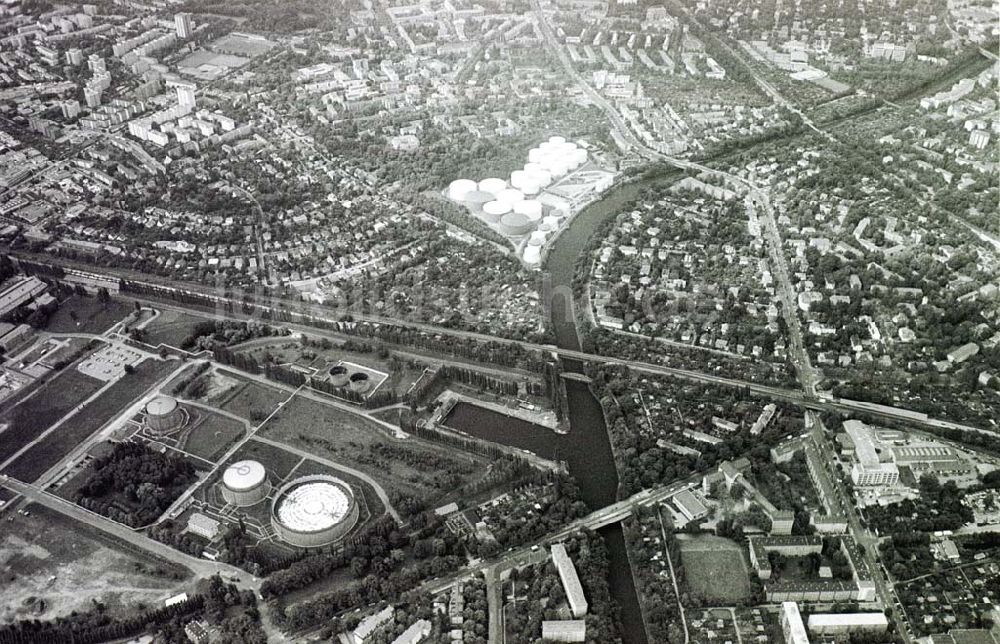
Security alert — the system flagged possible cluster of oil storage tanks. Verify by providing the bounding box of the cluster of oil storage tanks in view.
[446,137,585,267]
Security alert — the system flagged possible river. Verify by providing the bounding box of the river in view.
[445,167,683,644]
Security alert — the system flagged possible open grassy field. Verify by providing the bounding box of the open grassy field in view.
[213,373,288,422]
[44,295,130,334]
[259,396,485,502]
[3,359,175,482]
[678,534,752,604]
[142,309,214,349]
[0,504,191,624]
[0,366,103,466]
[177,406,245,461]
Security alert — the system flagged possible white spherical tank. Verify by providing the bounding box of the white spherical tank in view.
[523,244,542,266]
[481,200,512,223]
[478,178,507,196]
[447,179,477,201]
[496,188,525,205]
[222,460,271,507]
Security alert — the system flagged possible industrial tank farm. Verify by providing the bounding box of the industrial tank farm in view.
[221,460,271,507]
[270,475,360,548]
[443,135,613,268]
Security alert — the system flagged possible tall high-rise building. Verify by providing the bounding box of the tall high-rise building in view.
[61,99,81,119]
[174,13,192,38]
[175,81,196,112]
[65,48,83,66]
[83,86,102,108]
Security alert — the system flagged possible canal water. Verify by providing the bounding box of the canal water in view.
[445,167,683,644]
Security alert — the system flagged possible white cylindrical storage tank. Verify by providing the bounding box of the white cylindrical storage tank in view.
[510,170,529,190]
[548,135,566,145]
[222,460,271,507]
[538,220,553,233]
[528,230,548,245]
[462,190,493,210]
[447,179,477,201]
[549,161,568,178]
[521,180,541,196]
[498,212,534,236]
[524,162,545,174]
[543,215,562,230]
[478,177,506,196]
[527,148,546,164]
[496,188,524,205]
[145,396,184,434]
[482,200,512,223]
[271,475,360,548]
[572,148,588,165]
[527,169,552,187]
[513,199,542,218]
[523,244,542,266]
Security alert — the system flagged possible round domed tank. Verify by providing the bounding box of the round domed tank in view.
[542,215,562,230]
[349,371,370,393]
[527,148,546,164]
[447,179,477,201]
[329,364,350,387]
[524,162,545,174]
[222,460,271,507]
[499,212,533,236]
[482,200,512,223]
[521,180,541,196]
[477,177,506,196]
[462,190,494,208]
[523,244,542,266]
[513,199,542,218]
[548,135,566,145]
[510,170,529,190]
[537,221,553,232]
[496,188,525,205]
[528,230,548,246]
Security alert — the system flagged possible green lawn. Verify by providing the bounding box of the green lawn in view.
[678,535,752,604]
[178,406,245,461]
[142,310,214,349]
[259,396,485,502]
[44,295,130,334]
[0,366,103,467]
[3,359,175,482]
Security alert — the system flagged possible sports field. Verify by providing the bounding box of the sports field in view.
[678,534,751,604]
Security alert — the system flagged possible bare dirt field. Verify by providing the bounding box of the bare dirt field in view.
[0,505,191,624]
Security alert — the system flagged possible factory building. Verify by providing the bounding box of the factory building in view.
[551,543,588,618]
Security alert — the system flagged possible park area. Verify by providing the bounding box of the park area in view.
[2,358,175,482]
[678,535,752,604]
[0,505,190,624]
[259,396,487,504]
